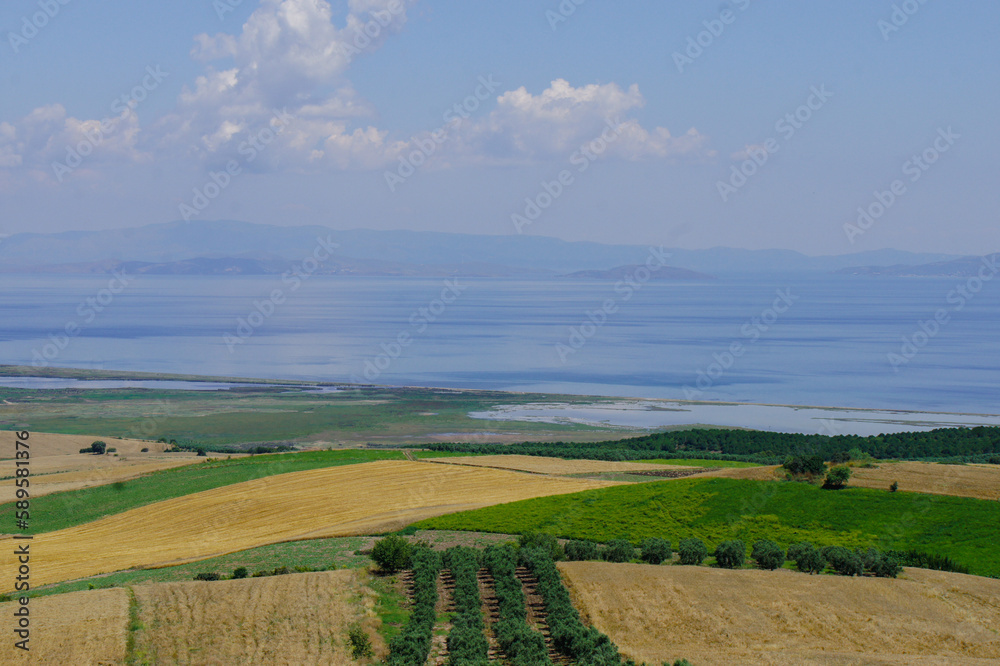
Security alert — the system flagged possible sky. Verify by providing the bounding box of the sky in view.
[0,0,997,255]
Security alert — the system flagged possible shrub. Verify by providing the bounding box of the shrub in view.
[714,540,746,569]
[890,481,899,492]
[639,538,672,565]
[782,454,825,476]
[519,532,564,561]
[860,548,902,578]
[565,539,600,561]
[603,539,636,563]
[271,566,292,576]
[678,538,708,566]
[196,448,208,457]
[885,549,969,574]
[140,447,149,453]
[348,625,374,659]
[107,448,117,453]
[751,540,785,571]
[194,572,220,581]
[822,546,863,576]
[823,465,852,489]
[371,535,413,573]
[231,566,249,579]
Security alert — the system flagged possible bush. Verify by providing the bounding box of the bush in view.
[79,441,107,454]
[371,535,413,573]
[107,448,117,453]
[231,566,248,579]
[196,448,208,457]
[890,481,898,492]
[787,542,825,574]
[859,548,902,578]
[603,539,636,563]
[271,566,292,576]
[348,625,374,659]
[751,539,785,571]
[714,540,746,569]
[823,465,852,489]
[140,447,149,453]
[782,454,825,476]
[565,539,600,561]
[885,549,969,574]
[822,546,863,576]
[639,538,672,565]
[519,532,564,561]
[193,572,221,581]
[678,538,708,566]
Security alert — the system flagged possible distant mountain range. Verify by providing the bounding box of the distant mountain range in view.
[836,254,1000,278]
[0,220,987,278]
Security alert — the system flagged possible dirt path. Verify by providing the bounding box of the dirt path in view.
[427,570,454,665]
[477,568,504,662]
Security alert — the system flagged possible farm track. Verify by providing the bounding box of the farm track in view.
[516,566,571,665]
[476,568,504,662]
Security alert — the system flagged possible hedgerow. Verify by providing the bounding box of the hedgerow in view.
[387,546,441,666]
[483,546,551,665]
[443,547,490,665]
[520,548,621,665]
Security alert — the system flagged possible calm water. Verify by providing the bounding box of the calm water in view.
[0,274,997,413]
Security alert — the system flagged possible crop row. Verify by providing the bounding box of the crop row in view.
[387,546,441,666]
[483,546,551,665]
[442,547,490,665]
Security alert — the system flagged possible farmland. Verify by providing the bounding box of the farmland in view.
[418,476,1000,577]
[3,460,615,587]
[847,461,1000,501]
[421,454,682,475]
[559,562,1000,665]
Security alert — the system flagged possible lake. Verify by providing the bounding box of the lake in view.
[1,273,997,414]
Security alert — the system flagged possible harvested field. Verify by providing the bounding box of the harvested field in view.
[421,454,684,475]
[1,456,204,499]
[0,430,170,457]
[0,588,128,664]
[696,464,784,481]
[559,561,1000,665]
[4,460,616,587]
[848,462,1000,501]
[133,570,374,665]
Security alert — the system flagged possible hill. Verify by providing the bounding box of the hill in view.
[559,562,1000,665]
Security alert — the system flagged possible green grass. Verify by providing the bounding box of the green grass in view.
[636,458,761,468]
[417,477,1000,577]
[28,536,373,599]
[410,450,489,459]
[371,574,410,644]
[5,449,404,534]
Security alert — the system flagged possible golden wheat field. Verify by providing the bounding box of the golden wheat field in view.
[133,569,375,665]
[847,461,1000,501]
[559,562,1000,665]
[0,587,129,664]
[0,430,172,457]
[3,460,615,587]
[422,454,682,475]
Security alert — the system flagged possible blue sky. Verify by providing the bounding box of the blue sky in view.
[1,0,997,255]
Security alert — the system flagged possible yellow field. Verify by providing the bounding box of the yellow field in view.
[559,561,1000,665]
[422,454,682,475]
[847,461,1000,501]
[4,460,615,587]
[133,569,375,665]
[0,430,171,457]
[0,588,129,664]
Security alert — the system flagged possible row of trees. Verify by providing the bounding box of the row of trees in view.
[483,546,551,665]
[443,548,490,665]
[521,548,622,665]
[387,547,441,665]
[424,425,1000,463]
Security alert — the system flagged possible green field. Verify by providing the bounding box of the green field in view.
[637,458,761,468]
[4,449,404,534]
[417,477,1000,577]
